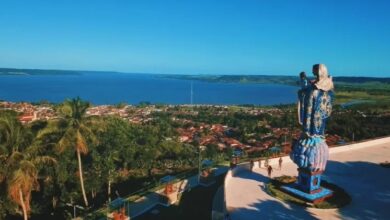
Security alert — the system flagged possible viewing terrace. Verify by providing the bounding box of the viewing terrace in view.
[220,137,390,220]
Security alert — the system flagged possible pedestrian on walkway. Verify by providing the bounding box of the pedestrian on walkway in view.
[265,157,269,167]
[279,157,283,170]
[258,158,262,168]
[267,165,273,178]
[250,160,254,172]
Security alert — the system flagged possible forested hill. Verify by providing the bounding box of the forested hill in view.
[0,68,120,76]
[1,67,389,85]
[165,74,390,86]
[334,76,390,84]
[0,67,83,76]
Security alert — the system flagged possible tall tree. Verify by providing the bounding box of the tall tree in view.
[0,113,56,220]
[41,97,97,207]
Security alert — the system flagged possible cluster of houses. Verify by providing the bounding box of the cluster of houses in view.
[0,101,56,124]
[174,116,342,157]
[241,107,284,116]
[1,101,343,155]
[86,105,160,124]
[0,101,162,125]
[175,119,296,156]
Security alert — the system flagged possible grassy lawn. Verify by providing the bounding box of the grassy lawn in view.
[267,176,351,209]
[335,91,390,105]
[335,82,390,105]
[134,174,225,220]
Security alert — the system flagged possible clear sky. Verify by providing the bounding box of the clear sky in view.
[0,0,389,76]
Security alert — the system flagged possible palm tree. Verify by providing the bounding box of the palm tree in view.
[46,97,98,207]
[7,149,56,220]
[0,112,31,187]
[0,113,56,220]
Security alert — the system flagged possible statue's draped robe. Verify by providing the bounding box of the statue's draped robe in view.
[292,87,334,171]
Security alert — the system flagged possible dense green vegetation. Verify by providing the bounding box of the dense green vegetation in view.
[328,104,390,141]
[1,95,389,219]
[0,112,56,220]
[0,100,209,219]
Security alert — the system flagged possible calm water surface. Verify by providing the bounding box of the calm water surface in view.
[0,73,298,105]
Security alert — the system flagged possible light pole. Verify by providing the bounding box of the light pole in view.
[198,145,201,184]
[65,203,84,219]
[193,133,202,184]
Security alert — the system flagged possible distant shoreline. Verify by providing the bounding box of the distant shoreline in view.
[1,67,390,84]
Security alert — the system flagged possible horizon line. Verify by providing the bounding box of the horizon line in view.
[0,66,389,78]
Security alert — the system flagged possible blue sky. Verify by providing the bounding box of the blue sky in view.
[0,0,389,76]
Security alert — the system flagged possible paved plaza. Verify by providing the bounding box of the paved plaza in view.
[225,138,390,220]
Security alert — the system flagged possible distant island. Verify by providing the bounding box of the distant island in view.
[0,67,84,76]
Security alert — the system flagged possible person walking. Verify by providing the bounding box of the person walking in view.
[279,157,283,170]
[267,165,273,178]
[250,160,254,172]
[258,158,262,168]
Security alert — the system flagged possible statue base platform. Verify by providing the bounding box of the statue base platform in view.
[281,184,333,204]
[280,169,333,204]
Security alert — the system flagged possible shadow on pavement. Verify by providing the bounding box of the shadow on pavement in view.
[230,159,390,220]
[326,160,390,220]
[229,198,320,220]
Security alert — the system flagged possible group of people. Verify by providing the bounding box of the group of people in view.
[249,157,283,177]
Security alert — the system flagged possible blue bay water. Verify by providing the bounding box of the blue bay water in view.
[0,73,298,105]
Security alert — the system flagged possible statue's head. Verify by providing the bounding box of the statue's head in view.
[312,64,328,80]
[300,71,306,79]
[312,64,334,91]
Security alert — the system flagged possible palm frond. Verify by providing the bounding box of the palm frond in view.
[35,119,65,139]
[79,124,98,145]
[7,151,24,166]
[32,156,57,166]
[76,130,88,155]
[57,127,76,153]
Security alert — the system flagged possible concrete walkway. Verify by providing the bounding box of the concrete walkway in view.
[225,138,390,220]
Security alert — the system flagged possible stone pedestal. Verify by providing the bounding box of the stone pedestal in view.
[297,168,323,193]
[281,168,333,204]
